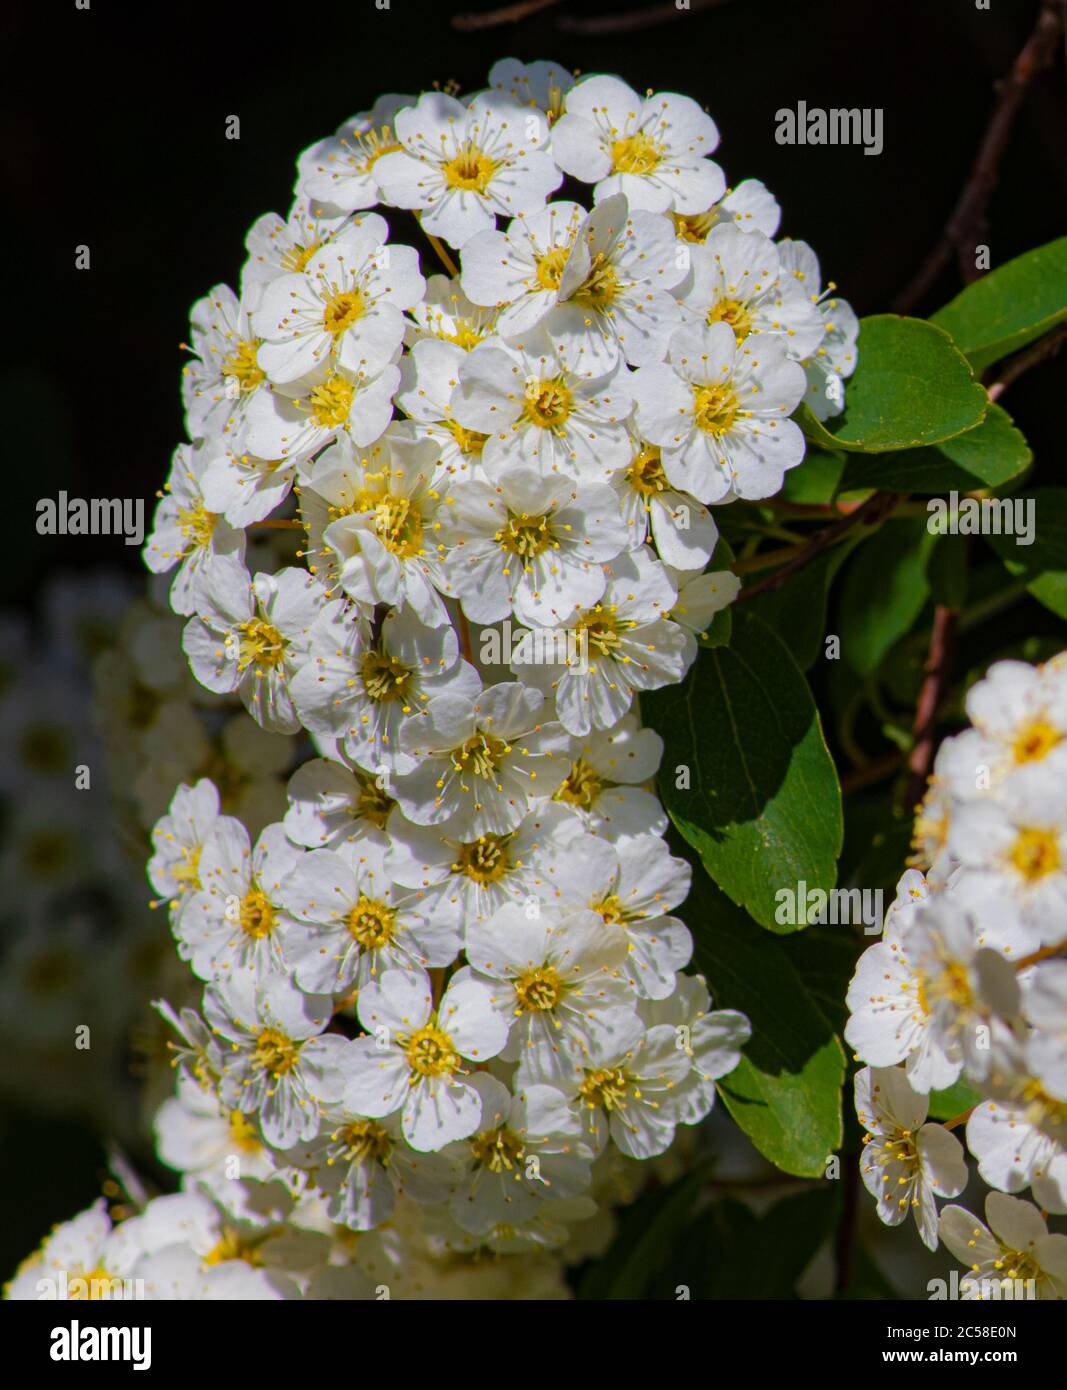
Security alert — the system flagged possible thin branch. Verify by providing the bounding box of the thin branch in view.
[841,751,903,797]
[987,321,1067,401]
[556,0,736,34]
[452,0,562,30]
[894,1,1064,314]
[733,491,900,604]
[903,604,958,812]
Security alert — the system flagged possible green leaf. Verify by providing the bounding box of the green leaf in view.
[780,923,863,1039]
[838,1246,901,1301]
[746,535,860,671]
[927,533,969,609]
[687,868,845,1176]
[838,403,1032,494]
[927,1081,982,1122]
[644,609,842,931]
[931,236,1067,373]
[575,1160,713,1300]
[796,315,988,454]
[838,518,938,675]
[781,447,846,504]
[986,487,1067,617]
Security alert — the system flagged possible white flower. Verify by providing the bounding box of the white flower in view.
[552,75,724,215]
[845,893,1020,1092]
[663,563,740,659]
[322,455,455,628]
[274,835,459,998]
[1025,960,1067,1100]
[200,445,297,529]
[487,57,575,127]
[447,1073,591,1234]
[385,800,579,934]
[205,972,347,1148]
[175,818,302,983]
[444,468,628,626]
[283,756,400,849]
[855,1065,967,1251]
[672,178,781,244]
[154,1070,277,1190]
[550,711,667,841]
[284,1108,453,1231]
[565,1024,692,1159]
[613,441,719,569]
[392,682,570,837]
[181,284,267,447]
[396,337,491,483]
[342,968,509,1151]
[459,200,586,340]
[5,1198,146,1301]
[296,95,412,216]
[966,1095,1067,1214]
[182,558,330,733]
[148,777,221,909]
[464,901,642,1089]
[640,972,751,1125]
[241,197,352,296]
[675,225,824,360]
[632,320,808,504]
[290,601,479,774]
[374,90,562,249]
[404,273,499,351]
[948,766,1067,954]
[545,831,693,999]
[451,335,634,483]
[243,356,401,462]
[251,215,424,385]
[518,547,691,737]
[145,443,245,615]
[776,239,858,420]
[940,1193,1067,1299]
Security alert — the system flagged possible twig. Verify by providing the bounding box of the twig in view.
[422,227,460,278]
[894,1,1064,314]
[734,491,900,604]
[903,604,958,811]
[841,751,903,797]
[557,0,736,34]
[834,1159,860,1295]
[452,0,562,31]
[987,321,1067,401]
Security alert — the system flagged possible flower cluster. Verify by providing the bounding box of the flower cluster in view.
[10,59,859,1300]
[846,653,1067,1298]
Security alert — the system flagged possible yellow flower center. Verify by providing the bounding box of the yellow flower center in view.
[452,730,511,781]
[514,965,562,1013]
[252,1028,299,1077]
[627,445,669,497]
[523,378,573,430]
[67,1266,118,1300]
[707,297,754,342]
[442,143,497,192]
[203,1228,263,1267]
[237,619,287,672]
[535,246,570,291]
[322,289,366,338]
[592,892,627,925]
[238,889,274,939]
[347,894,396,948]
[471,1126,526,1173]
[554,757,603,810]
[222,340,264,392]
[373,494,424,557]
[1009,828,1061,882]
[334,1118,392,1164]
[445,418,489,456]
[228,1110,262,1153]
[281,241,322,274]
[572,252,620,310]
[355,773,395,829]
[403,1024,461,1078]
[356,126,402,173]
[693,382,740,436]
[1012,718,1061,765]
[671,208,719,244]
[308,373,355,427]
[579,1066,630,1111]
[454,834,511,884]
[360,649,410,703]
[177,501,217,549]
[496,512,555,560]
[171,845,202,891]
[611,131,664,175]
[574,606,634,661]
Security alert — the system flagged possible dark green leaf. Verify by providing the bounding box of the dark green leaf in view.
[838,518,938,675]
[838,403,1031,494]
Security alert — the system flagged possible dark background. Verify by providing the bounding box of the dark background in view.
[2,0,1065,1282]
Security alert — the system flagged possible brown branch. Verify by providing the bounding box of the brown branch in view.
[987,321,1067,401]
[894,1,1064,314]
[556,0,736,34]
[841,751,903,797]
[903,604,958,811]
[734,491,900,605]
[452,0,562,30]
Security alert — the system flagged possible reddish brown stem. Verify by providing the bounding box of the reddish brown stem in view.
[904,604,958,811]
